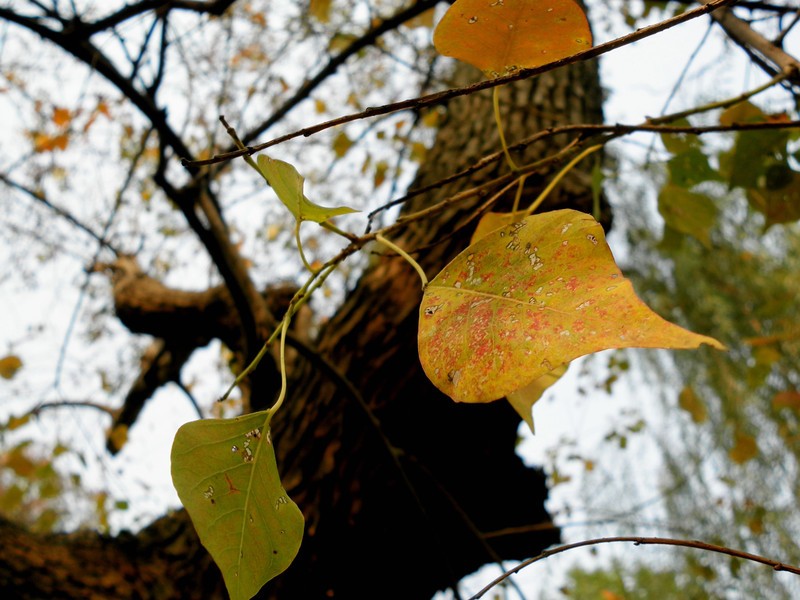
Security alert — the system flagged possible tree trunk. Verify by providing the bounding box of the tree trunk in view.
[0,55,604,599]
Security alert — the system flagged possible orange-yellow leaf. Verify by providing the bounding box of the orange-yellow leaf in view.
[507,363,568,433]
[309,0,332,23]
[418,210,724,403]
[52,107,72,127]
[678,385,707,423]
[108,424,129,452]
[433,0,592,77]
[472,210,531,244]
[773,391,800,411]
[729,430,758,464]
[0,355,23,380]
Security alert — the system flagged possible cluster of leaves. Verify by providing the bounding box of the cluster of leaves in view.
[0,417,127,534]
[169,1,729,597]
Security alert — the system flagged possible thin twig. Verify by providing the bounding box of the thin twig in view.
[183,0,738,168]
[470,536,800,599]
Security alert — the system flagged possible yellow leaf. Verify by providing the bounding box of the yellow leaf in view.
[6,414,30,430]
[507,364,568,433]
[52,106,72,127]
[108,424,129,453]
[0,355,23,380]
[729,430,758,464]
[332,131,354,157]
[405,7,436,29]
[419,210,724,403]
[309,0,332,23]
[678,386,707,423]
[471,210,527,244]
[433,0,592,77]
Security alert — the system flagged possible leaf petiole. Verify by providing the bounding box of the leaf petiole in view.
[375,233,428,289]
[493,87,519,172]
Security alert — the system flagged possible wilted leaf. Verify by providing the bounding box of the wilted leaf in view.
[773,391,800,411]
[6,414,31,430]
[433,0,592,76]
[31,132,69,152]
[507,364,568,433]
[729,430,758,464]
[678,385,707,423]
[658,185,718,248]
[108,424,128,453]
[0,355,23,380]
[419,210,724,403]
[256,155,357,223]
[52,107,72,127]
[332,132,354,157]
[746,171,800,227]
[171,412,304,600]
[309,0,332,23]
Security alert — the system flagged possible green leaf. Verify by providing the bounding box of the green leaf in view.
[660,118,698,154]
[256,155,357,223]
[658,184,718,248]
[171,412,304,600]
[418,210,724,403]
[507,364,568,433]
[667,147,721,188]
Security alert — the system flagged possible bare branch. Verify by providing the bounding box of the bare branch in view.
[0,172,120,255]
[185,0,738,168]
[238,0,442,146]
[471,536,800,599]
[702,0,800,83]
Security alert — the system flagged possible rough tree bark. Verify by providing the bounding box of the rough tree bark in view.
[0,17,605,600]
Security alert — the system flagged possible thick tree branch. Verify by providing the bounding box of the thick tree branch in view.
[702,0,800,84]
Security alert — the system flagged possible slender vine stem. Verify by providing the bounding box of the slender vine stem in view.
[523,144,603,217]
[266,316,290,419]
[375,233,428,289]
[469,536,800,599]
[493,87,519,171]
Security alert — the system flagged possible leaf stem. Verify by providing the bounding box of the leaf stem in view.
[493,87,519,171]
[294,220,316,273]
[266,316,290,419]
[524,144,602,217]
[375,233,428,289]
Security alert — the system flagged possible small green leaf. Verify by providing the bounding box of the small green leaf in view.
[660,118,699,154]
[256,155,357,223]
[658,185,718,248]
[667,148,720,188]
[171,412,304,600]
